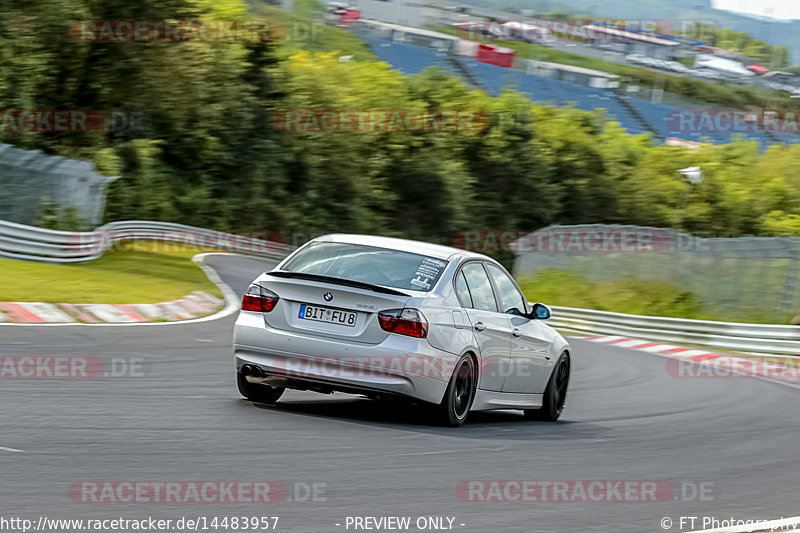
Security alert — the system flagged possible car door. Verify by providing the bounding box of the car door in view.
[456,262,511,392]
[485,262,552,394]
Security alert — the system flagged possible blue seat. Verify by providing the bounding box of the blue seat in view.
[368,39,456,75]
[625,98,800,147]
[466,63,648,134]
[366,39,800,147]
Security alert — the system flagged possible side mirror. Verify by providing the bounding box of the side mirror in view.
[528,303,551,320]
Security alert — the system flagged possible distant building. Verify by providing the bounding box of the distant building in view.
[584,24,703,60]
[352,0,427,27]
[526,60,620,88]
[0,144,118,227]
[355,19,459,50]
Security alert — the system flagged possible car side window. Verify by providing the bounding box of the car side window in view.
[460,263,498,312]
[486,263,526,316]
[455,270,473,308]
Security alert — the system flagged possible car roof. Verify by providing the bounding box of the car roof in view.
[314,233,488,261]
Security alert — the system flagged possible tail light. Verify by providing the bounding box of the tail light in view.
[242,284,279,313]
[378,308,428,338]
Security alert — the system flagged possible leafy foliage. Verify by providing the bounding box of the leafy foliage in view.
[4,0,800,257]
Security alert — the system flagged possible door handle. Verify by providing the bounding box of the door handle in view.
[512,328,521,338]
[474,322,486,332]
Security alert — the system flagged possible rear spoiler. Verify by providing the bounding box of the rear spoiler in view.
[267,271,411,297]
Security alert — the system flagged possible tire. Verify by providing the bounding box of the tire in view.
[438,354,477,427]
[237,372,284,404]
[525,352,570,422]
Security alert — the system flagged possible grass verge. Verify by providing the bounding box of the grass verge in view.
[0,240,225,304]
[518,269,794,325]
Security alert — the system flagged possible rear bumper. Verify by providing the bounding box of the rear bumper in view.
[233,312,457,405]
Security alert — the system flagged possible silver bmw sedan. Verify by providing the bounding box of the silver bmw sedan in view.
[233,234,571,426]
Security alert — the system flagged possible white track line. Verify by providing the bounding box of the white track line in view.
[0,446,25,453]
[0,253,249,328]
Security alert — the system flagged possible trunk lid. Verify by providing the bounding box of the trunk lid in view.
[259,273,413,344]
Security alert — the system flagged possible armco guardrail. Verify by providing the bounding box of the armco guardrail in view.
[0,219,291,263]
[550,306,800,356]
[4,218,797,354]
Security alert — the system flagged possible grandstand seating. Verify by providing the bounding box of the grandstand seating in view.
[367,38,457,76]
[463,60,649,135]
[366,39,799,146]
[623,99,796,147]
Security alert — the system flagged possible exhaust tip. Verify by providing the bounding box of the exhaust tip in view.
[252,366,264,378]
[241,364,253,377]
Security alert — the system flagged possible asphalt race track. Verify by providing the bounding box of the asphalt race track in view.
[2,254,799,533]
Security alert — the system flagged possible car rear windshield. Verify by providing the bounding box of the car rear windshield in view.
[281,241,449,292]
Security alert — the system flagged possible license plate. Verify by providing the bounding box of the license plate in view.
[298,304,357,327]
